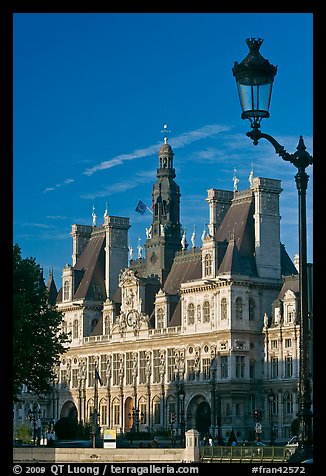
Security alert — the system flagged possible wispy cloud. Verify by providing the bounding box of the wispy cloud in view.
[81,171,155,200]
[83,124,232,177]
[43,178,75,193]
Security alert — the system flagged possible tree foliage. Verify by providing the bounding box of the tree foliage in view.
[13,244,69,400]
[54,417,79,440]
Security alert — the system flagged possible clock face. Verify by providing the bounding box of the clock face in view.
[127,311,134,327]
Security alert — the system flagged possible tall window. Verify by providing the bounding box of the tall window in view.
[203,301,210,323]
[187,303,195,325]
[187,360,195,381]
[235,356,245,378]
[112,354,120,386]
[139,400,147,424]
[221,356,228,378]
[113,400,120,426]
[62,320,67,334]
[167,348,175,382]
[221,298,227,320]
[63,280,70,301]
[99,398,107,426]
[285,356,293,378]
[271,357,278,379]
[72,368,78,388]
[284,392,293,414]
[157,308,164,329]
[125,352,133,385]
[139,351,147,384]
[204,253,212,276]
[235,297,243,319]
[104,316,110,334]
[153,397,160,425]
[202,358,211,380]
[153,350,160,383]
[286,306,295,324]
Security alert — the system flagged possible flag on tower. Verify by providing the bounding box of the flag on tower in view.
[95,368,103,386]
[135,200,147,215]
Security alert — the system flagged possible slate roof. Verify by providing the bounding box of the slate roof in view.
[56,232,107,303]
[74,233,106,301]
[163,250,202,295]
[47,272,58,305]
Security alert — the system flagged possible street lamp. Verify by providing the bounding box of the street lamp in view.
[268,390,275,446]
[179,385,185,446]
[233,38,313,463]
[28,402,42,446]
[128,407,143,433]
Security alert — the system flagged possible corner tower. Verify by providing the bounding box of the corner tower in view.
[145,128,182,283]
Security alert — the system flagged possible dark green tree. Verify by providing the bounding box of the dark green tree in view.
[13,244,69,400]
[54,417,79,440]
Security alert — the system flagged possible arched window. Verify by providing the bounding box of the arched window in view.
[221,298,228,320]
[63,280,70,301]
[236,297,243,319]
[91,319,98,333]
[187,303,195,325]
[157,308,164,329]
[204,254,212,276]
[104,316,110,334]
[203,301,210,323]
[62,320,67,334]
[73,319,79,339]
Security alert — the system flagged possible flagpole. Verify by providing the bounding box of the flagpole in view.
[146,206,153,214]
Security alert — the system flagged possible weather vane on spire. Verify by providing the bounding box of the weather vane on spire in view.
[161,123,171,144]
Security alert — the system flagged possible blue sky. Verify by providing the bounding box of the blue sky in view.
[13,12,313,288]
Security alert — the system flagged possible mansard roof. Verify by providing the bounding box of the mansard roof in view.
[277,274,299,300]
[280,244,298,276]
[218,237,244,275]
[216,194,257,275]
[56,232,107,303]
[163,249,202,295]
[74,233,106,300]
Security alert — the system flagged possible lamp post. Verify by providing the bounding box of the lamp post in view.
[268,390,275,446]
[179,385,185,446]
[233,38,313,463]
[128,407,143,433]
[28,402,42,446]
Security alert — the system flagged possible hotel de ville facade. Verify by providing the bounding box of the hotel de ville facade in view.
[13,134,313,445]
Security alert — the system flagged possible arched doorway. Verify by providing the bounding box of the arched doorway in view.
[195,401,211,435]
[60,401,78,421]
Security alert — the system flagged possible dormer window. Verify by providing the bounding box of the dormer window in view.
[157,308,164,329]
[204,254,212,276]
[63,280,70,301]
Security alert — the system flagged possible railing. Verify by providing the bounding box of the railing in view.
[200,445,288,463]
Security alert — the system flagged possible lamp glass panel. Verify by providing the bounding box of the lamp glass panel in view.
[237,81,273,119]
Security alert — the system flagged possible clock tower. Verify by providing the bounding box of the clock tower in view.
[145,129,182,284]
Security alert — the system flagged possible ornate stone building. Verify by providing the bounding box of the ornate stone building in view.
[13,134,312,445]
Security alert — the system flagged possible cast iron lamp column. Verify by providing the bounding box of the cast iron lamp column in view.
[28,402,42,446]
[268,390,275,446]
[232,38,313,463]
